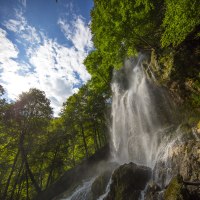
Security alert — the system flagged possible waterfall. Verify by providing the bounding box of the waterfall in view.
[58,55,178,200]
[110,55,173,167]
[61,178,95,200]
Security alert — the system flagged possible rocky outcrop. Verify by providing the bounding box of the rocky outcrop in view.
[104,162,151,200]
[163,175,190,200]
[151,126,200,199]
[144,181,162,200]
[91,170,112,199]
[153,137,200,188]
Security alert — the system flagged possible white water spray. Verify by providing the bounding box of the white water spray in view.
[62,178,95,200]
[110,56,173,167]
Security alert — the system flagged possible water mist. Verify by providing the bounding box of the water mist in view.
[110,55,173,167]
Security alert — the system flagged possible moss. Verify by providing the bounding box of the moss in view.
[158,52,174,83]
[180,123,192,133]
[197,121,200,129]
[91,171,111,199]
[150,49,160,74]
[164,175,184,200]
[149,49,175,85]
[104,163,151,200]
[115,184,124,200]
[185,75,200,108]
[188,117,199,127]
[190,93,200,108]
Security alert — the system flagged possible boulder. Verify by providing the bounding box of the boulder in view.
[91,170,111,199]
[144,181,161,200]
[104,162,151,200]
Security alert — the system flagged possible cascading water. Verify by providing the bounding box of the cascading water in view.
[58,55,180,200]
[110,55,173,167]
[61,178,95,200]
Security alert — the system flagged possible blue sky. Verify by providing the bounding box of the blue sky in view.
[0,0,93,115]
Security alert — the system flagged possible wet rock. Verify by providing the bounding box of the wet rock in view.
[144,181,161,200]
[164,175,191,200]
[104,162,151,200]
[197,121,200,134]
[91,170,111,199]
[153,136,200,189]
[152,127,200,199]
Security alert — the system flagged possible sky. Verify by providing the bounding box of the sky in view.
[0,0,93,116]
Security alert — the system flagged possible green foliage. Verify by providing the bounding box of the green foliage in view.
[87,0,200,93]
[13,88,52,122]
[90,0,163,69]
[84,50,113,95]
[161,0,200,47]
[0,89,59,199]
[61,83,108,162]
[154,50,175,84]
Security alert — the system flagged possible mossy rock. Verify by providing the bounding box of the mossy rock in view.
[164,175,191,200]
[196,121,200,137]
[91,170,111,199]
[145,181,161,200]
[188,117,199,127]
[104,162,151,200]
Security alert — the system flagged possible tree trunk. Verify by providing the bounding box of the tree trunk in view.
[25,170,29,200]
[2,149,19,200]
[45,147,59,189]
[80,124,88,158]
[93,123,99,150]
[14,167,25,200]
[9,161,24,200]
[72,137,76,167]
[19,131,41,193]
[37,152,46,189]
[97,128,103,147]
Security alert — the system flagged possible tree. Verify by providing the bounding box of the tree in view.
[161,0,200,47]
[90,0,164,69]
[0,87,20,200]
[0,85,7,119]
[84,50,113,96]
[60,83,109,165]
[12,88,52,194]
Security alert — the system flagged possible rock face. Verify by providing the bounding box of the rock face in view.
[151,128,200,200]
[144,181,161,200]
[164,175,187,200]
[91,170,112,199]
[153,138,200,188]
[104,162,151,200]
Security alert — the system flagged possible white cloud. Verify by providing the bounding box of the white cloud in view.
[3,9,41,44]
[28,36,91,115]
[58,18,71,40]
[0,29,19,63]
[58,16,93,52]
[0,10,93,116]
[19,0,27,8]
[0,28,38,99]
